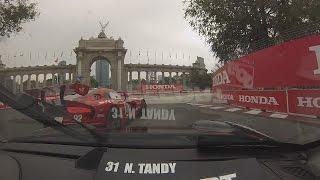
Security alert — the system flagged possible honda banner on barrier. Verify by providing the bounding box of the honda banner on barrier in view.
[141,84,183,93]
[222,90,287,113]
[212,34,320,117]
[288,89,320,117]
[213,34,320,90]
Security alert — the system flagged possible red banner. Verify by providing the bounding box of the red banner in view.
[213,34,320,90]
[288,89,320,116]
[141,84,183,93]
[212,61,254,90]
[223,90,287,113]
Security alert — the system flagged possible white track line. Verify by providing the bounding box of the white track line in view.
[210,106,225,110]
[225,108,242,112]
[270,113,288,119]
[198,105,213,108]
[245,109,263,115]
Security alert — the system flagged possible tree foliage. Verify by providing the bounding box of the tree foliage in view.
[0,0,38,37]
[90,76,99,88]
[186,70,211,90]
[184,0,320,62]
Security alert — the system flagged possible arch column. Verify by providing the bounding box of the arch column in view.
[129,71,133,91]
[137,71,141,86]
[154,71,157,82]
[12,76,16,93]
[27,74,31,90]
[129,71,133,83]
[162,72,165,84]
[146,71,149,83]
[19,75,23,92]
[35,74,39,88]
[182,72,187,88]
[43,73,47,87]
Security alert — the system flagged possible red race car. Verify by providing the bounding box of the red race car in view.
[62,88,146,129]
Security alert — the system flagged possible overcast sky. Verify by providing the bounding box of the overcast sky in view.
[0,0,217,70]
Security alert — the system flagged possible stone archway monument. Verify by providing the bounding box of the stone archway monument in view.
[74,25,127,90]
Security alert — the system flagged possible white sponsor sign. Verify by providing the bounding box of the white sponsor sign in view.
[105,161,176,174]
[145,85,177,90]
[297,96,320,108]
[239,95,279,105]
[212,70,230,87]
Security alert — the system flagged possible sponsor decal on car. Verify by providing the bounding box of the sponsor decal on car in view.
[200,173,237,180]
[105,161,176,174]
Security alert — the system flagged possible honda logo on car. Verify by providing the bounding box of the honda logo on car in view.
[297,97,320,108]
[239,95,279,105]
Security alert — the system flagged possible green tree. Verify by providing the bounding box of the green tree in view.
[187,69,211,90]
[90,76,98,88]
[0,0,38,37]
[184,0,320,62]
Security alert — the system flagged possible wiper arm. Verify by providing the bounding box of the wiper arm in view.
[196,135,305,151]
[0,84,105,144]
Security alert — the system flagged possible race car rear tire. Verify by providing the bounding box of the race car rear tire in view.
[106,106,121,130]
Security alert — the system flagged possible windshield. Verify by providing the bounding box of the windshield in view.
[1,0,320,148]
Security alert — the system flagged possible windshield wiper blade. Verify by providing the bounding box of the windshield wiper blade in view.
[196,135,305,151]
[0,84,105,144]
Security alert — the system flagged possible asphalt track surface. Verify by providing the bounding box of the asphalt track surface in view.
[1,93,320,145]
